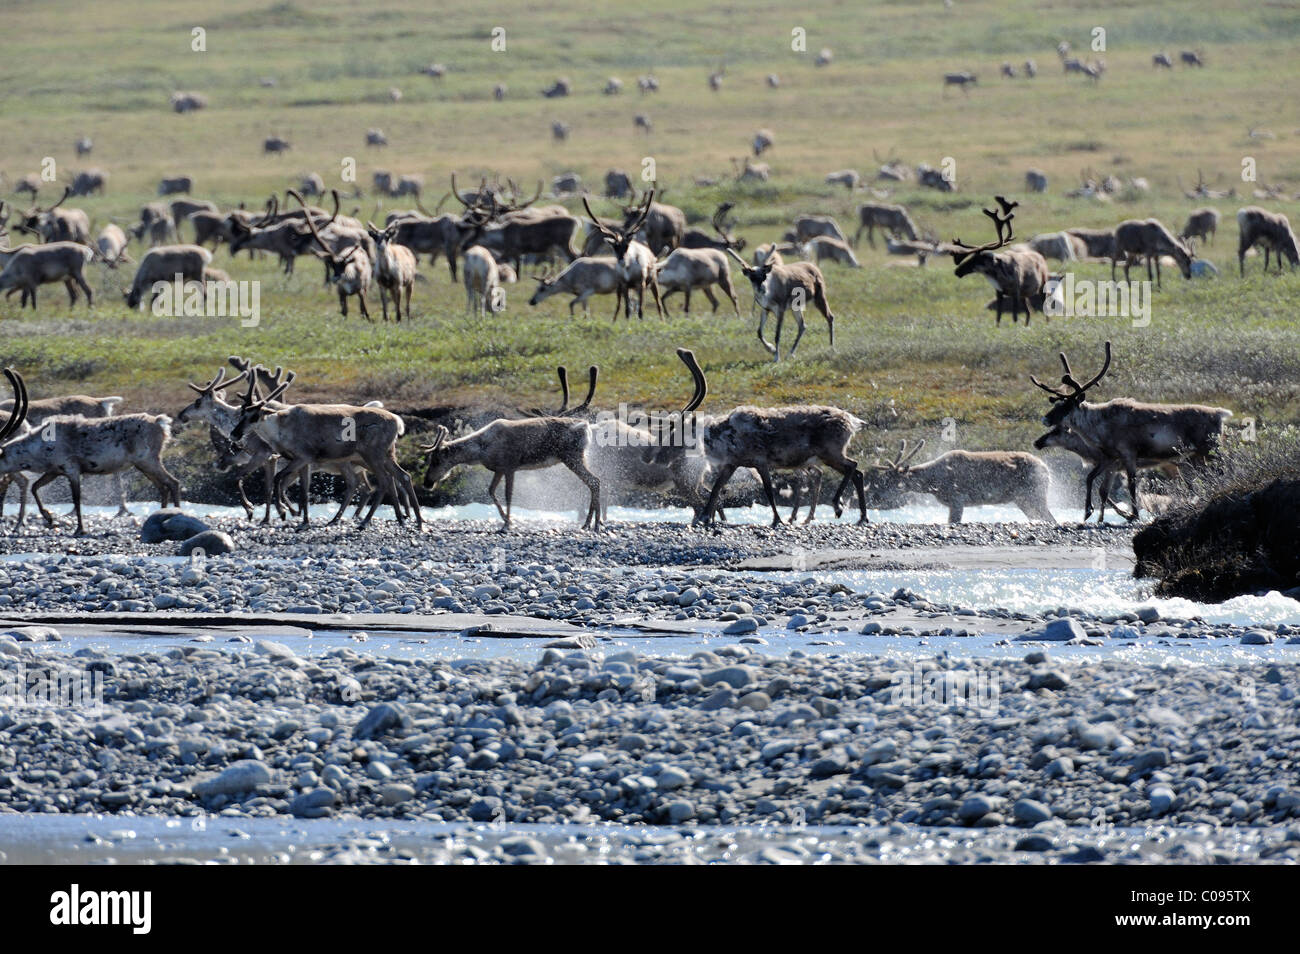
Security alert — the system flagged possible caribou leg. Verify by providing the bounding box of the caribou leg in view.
[757,308,778,355]
[114,473,131,516]
[486,471,508,526]
[800,468,824,524]
[787,308,808,359]
[67,472,86,536]
[755,467,783,528]
[824,455,868,525]
[771,308,787,361]
[697,463,738,527]
[29,472,62,527]
[566,459,602,530]
[503,471,516,530]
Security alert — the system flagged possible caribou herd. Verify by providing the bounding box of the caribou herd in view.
[0,119,1287,536]
[0,309,1240,534]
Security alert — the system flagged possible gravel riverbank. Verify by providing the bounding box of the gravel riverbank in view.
[3,639,1299,862]
[2,513,1297,865]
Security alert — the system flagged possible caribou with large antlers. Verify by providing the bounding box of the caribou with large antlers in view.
[230,374,421,530]
[581,192,663,320]
[294,190,374,319]
[421,368,602,530]
[1029,341,1233,521]
[620,190,685,254]
[949,198,1048,325]
[14,187,91,245]
[180,361,380,525]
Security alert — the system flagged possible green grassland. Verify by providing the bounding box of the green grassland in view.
[1,0,1299,475]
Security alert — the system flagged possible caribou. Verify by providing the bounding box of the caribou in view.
[853,202,919,248]
[0,389,129,523]
[581,192,663,320]
[366,220,418,321]
[949,203,1049,325]
[727,248,836,359]
[1180,208,1221,248]
[689,354,868,527]
[230,375,421,530]
[15,188,91,245]
[0,400,180,537]
[657,248,741,317]
[124,245,213,309]
[463,245,506,316]
[1030,341,1233,521]
[421,369,601,530]
[528,256,623,315]
[296,193,373,319]
[866,440,1055,524]
[0,242,96,308]
[1236,206,1299,274]
[1112,218,1193,288]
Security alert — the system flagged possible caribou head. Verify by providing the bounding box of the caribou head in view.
[177,365,250,424]
[1030,340,1112,428]
[864,439,926,508]
[229,369,295,446]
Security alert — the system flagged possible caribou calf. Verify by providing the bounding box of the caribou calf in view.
[464,245,505,316]
[1180,207,1220,248]
[726,249,835,359]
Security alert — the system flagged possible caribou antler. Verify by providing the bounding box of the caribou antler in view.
[288,188,336,257]
[1031,340,1112,403]
[562,366,598,417]
[0,368,28,443]
[187,365,249,396]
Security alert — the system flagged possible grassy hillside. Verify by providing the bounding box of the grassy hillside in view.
[1,0,1298,471]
